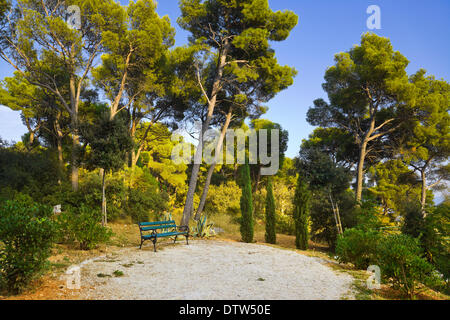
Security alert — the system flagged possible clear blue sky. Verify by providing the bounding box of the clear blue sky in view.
[0,0,449,158]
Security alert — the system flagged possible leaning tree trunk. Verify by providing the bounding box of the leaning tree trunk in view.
[194,108,232,220]
[180,42,230,227]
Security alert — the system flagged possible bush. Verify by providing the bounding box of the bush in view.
[204,181,241,216]
[126,188,168,223]
[377,234,436,299]
[0,148,61,201]
[336,228,381,269]
[310,190,357,248]
[401,201,425,238]
[57,205,112,250]
[0,200,56,294]
[421,203,450,293]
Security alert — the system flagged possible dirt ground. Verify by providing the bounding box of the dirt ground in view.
[73,240,354,300]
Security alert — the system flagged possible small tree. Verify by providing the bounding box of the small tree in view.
[293,175,310,250]
[240,164,254,243]
[82,113,133,226]
[265,177,276,244]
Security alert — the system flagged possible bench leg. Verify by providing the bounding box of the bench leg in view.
[186,234,189,245]
[152,238,157,252]
[173,235,178,244]
[139,239,144,250]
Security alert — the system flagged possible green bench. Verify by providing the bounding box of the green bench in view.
[138,220,190,252]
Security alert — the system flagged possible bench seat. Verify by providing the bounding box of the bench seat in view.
[138,220,190,252]
[142,231,187,239]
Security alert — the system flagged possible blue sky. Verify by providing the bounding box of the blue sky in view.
[0,0,449,158]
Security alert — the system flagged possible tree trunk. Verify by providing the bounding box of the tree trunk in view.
[70,115,79,191]
[355,140,368,203]
[194,108,233,220]
[55,111,64,185]
[252,168,261,194]
[420,169,427,213]
[180,41,230,227]
[69,65,80,191]
[101,168,107,227]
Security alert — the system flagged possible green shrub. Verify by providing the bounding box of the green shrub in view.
[57,205,112,250]
[421,203,450,293]
[204,181,241,216]
[377,234,436,299]
[0,200,56,294]
[126,188,168,223]
[276,213,295,235]
[335,228,381,269]
[401,201,425,238]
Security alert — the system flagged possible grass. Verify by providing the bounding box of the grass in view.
[113,270,124,277]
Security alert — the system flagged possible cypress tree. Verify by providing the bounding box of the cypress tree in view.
[265,177,276,244]
[240,164,254,243]
[293,175,310,250]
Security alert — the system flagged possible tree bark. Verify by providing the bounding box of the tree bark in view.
[180,41,230,227]
[101,168,107,227]
[420,169,427,212]
[194,108,233,220]
[55,112,64,185]
[355,139,368,203]
[70,112,79,191]
[69,61,80,191]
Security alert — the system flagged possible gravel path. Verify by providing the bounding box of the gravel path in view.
[78,240,354,300]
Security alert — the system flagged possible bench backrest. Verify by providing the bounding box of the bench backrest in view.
[139,220,177,232]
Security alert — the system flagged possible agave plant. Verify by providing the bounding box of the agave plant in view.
[192,214,216,238]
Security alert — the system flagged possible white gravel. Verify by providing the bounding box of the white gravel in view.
[78,240,354,300]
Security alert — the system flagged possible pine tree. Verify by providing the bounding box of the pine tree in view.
[240,164,254,243]
[265,177,277,244]
[293,175,310,250]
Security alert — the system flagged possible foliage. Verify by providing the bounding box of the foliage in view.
[250,119,289,191]
[239,164,254,243]
[293,175,310,250]
[204,181,241,216]
[82,113,133,173]
[0,199,56,294]
[307,33,414,202]
[401,70,450,208]
[421,203,450,291]
[264,177,276,244]
[377,234,436,299]
[368,160,422,217]
[56,205,112,250]
[0,147,60,201]
[309,190,357,248]
[125,187,168,223]
[336,228,382,269]
[401,200,425,238]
